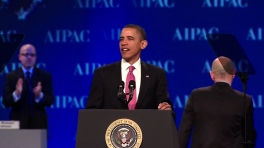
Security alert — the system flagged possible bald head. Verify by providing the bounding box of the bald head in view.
[18,44,37,69]
[211,58,227,77]
[210,56,235,83]
[20,44,36,54]
[212,56,235,75]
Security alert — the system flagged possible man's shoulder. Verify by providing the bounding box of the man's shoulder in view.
[233,89,252,99]
[34,67,52,76]
[94,60,166,73]
[191,85,252,99]
[6,68,21,76]
[191,86,212,96]
[190,86,212,94]
[95,61,120,72]
[142,61,165,73]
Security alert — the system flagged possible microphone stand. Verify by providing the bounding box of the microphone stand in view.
[118,92,128,109]
[121,93,133,109]
[127,93,133,104]
[127,85,135,105]
[238,72,253,148]
[117,86,135,109]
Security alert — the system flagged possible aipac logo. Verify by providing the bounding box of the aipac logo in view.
[0,0,43,20]
[133,0,175,8]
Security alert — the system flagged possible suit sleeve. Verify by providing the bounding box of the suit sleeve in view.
[244,97,257,148]
[155,70,176,118]
[179,91,195,148]
[155,70,172,105]
[3,74,17,108]
[37,72,54,107]
[86,69,104,109]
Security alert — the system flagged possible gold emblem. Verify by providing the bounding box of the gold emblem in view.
[105,118,143,148]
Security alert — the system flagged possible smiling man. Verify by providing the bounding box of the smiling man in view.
[86,24,173,111]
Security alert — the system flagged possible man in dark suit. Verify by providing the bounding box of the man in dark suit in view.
[179,56,257,148]
[3,44,54,129]
[86,24,172,110]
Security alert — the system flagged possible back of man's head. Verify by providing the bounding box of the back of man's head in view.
[210,56,235,83]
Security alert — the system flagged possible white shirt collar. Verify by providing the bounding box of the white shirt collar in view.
[121,58,141,70]
[21,66,34,76]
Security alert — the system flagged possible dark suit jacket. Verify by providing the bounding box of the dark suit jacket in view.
[3,67,54,129]
[86,61,173,110]
[179,82,257,148]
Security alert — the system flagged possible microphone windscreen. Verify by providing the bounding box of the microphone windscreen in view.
[128,80,136,89]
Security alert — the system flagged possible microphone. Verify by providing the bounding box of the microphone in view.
[128,80,136,102]
[117,81,128,109]
[117,81,125,99]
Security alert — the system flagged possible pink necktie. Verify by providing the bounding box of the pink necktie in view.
[125,66,136,110]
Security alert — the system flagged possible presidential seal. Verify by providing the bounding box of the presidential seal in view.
[105,118,143,148]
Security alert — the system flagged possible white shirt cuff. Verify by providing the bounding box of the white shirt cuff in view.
[13,91,21,102]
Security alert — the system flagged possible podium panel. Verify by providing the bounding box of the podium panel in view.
[76,109,179,148]
[0,129,47,148]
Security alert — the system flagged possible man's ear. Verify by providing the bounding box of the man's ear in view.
[141,40,148,50]
[210,71,215,80]
[231,68,236,79]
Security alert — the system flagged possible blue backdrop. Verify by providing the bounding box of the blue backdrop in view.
[0,0,263,148]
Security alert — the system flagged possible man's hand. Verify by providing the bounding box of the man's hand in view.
[33,82,42,98]
[158,102,172,110]
[15,78,23,96]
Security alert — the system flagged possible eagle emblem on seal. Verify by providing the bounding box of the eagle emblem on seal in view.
[116,128,134,147]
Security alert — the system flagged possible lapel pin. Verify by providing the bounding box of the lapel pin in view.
[146,75,149,78]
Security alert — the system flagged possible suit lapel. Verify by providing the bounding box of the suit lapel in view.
[16,68,27,89]
[136,62,150,109]
[17,67,24,78]
[110,61,122,92]
[31,67,39,88]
